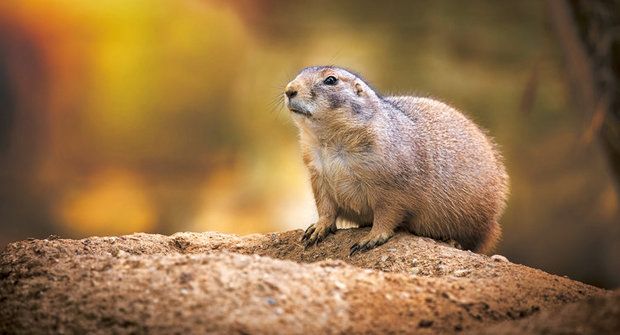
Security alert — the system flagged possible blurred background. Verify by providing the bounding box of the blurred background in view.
[1,0,618,288]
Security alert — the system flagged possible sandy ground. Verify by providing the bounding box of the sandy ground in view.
[0,228,617,334]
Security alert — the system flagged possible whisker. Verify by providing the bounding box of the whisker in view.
[266,93,286,122]
[267,94,284,110]
[328,49,343,65]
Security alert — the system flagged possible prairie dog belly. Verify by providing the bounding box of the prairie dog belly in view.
[313,147,374,221]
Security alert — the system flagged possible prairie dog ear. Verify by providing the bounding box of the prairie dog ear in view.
[354,82,364,96]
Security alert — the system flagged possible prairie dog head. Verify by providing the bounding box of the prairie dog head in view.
[284,66,378,128]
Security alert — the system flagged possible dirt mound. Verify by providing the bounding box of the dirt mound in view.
[0,229,613,334]
[473,291,620,334]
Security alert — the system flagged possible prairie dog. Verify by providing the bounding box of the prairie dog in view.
[285,66,509,255]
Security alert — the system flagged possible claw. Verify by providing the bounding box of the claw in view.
[301,224,316,242]
[349,244,360,257]
[301,222,338,249]
[349,232,393,256]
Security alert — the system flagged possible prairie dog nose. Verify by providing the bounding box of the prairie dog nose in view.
[285,82,298,99]
[285,88,297,99]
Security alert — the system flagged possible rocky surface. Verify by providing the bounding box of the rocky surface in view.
[0,228,616,334]
[472,291,620,335]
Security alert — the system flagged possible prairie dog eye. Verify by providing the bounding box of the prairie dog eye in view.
[323,76,338,85]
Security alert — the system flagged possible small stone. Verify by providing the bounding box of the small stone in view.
[179,272,193,284]
[418,319,433,328]
[411,267,421,275]
[453,269,471,277]
[491,254,509,262]
[174,238,190,251]
[333,280,346,290]
[380,255,389,262]
[266,297,276,305]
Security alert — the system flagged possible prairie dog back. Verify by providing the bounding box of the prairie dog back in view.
[385,96,508,252]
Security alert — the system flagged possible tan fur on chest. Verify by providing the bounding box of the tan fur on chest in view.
[307,144,374,217]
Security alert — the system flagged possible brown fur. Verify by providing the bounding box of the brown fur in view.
[287,66,509,254]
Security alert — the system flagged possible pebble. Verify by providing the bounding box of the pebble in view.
[453,269,471,277]
[491,254,509,262]
[411,268,421,275]
[418,319,434,328]
[333,280,347,290]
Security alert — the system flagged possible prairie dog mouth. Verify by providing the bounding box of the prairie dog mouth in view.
[287,99,312,117]
[289,108,311,117]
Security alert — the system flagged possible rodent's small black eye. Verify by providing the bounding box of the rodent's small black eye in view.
[323,76,338,85]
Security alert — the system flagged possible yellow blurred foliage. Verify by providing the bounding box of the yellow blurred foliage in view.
[56,169,156,236]
[190,145,317,234]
